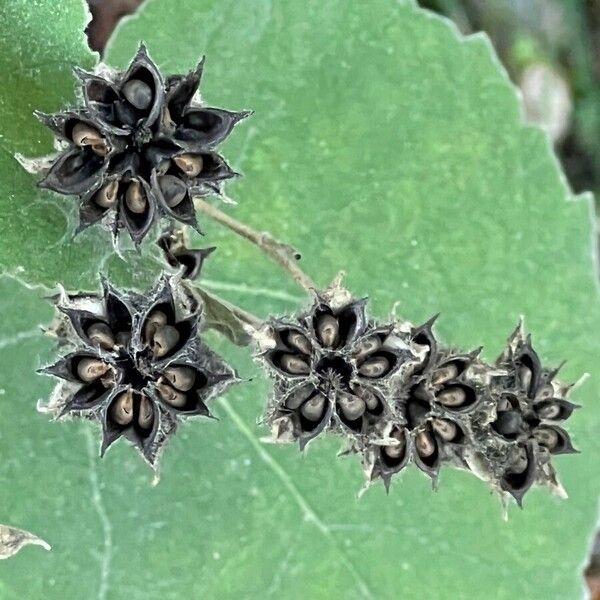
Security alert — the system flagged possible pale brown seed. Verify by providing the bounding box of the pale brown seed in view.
[91,142,110,157]
[431,363,459,386]
[87,322,115,350]
[508,446,528,474]
[316,314,339,348]
[533,428,559,449]
[71,122,103,146]
[156,379,187,408]
[300,393,326,421]
[94,180,119,209]
[518,365,532,392]
[361,388,380,411]
[431,418,458,442]
[415,431,436,458]
[122,79,153,110]
[337,392,365,421]
[144,310,168,342]
[151,325,180,359]
[436,387,467,408]
[358,356,390,378]
[279,353,310,375]
[163,367,196,392]
[537,402,561,420]
[383,434,406,459]
[174,154,204,178]
[110,390,134,426]
[284,386,314,410]
[287,331,311,355]
[137,395,154,429]
[125,180,147,214]
[354,335,381,361]
[76,358,109,382]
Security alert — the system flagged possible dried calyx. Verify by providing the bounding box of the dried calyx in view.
[157,226,215,280]
[24,44,250,244]
[39,274,237,467]
[253,279,579,505]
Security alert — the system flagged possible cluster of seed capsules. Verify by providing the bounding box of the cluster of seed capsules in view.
[24,44,249,244]
[253,280,578,505]
[28,47,578,505]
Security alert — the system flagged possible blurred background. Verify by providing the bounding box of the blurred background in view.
[87,0,600,595]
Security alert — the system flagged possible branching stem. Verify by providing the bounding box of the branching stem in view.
[194,199,317,292]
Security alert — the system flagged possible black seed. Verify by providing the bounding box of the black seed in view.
[122,79,153,110]
[494,410,522,437]
[507,446,528,474]
[284,386,314,410]
[159,174,187,208]
[144,310,168,342]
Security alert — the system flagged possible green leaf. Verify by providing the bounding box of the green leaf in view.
[1,1,600,598]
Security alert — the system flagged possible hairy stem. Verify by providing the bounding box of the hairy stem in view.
[194,199,317,292]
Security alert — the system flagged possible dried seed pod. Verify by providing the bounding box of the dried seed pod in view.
[28,44,249,244]
[39,275,237,468]
[86,322,115,350]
